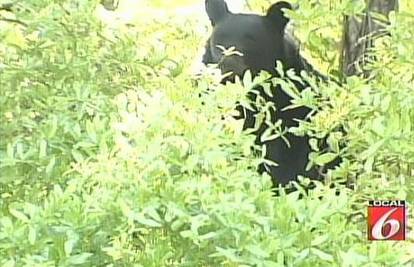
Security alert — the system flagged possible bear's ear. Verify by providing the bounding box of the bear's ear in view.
[266,1,292,30]
[206,0,230,26]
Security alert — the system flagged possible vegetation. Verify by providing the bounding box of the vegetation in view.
[0,0,413,266]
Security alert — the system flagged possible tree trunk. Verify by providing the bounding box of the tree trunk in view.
[340,0,399,77]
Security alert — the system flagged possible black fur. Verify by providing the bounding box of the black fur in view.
[203,0,338,187]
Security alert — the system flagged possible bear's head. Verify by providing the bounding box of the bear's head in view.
[202,0,304,83]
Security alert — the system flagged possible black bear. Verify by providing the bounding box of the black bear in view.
[202,0,331,187]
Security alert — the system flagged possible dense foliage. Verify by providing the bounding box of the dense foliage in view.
[0,0,413,266]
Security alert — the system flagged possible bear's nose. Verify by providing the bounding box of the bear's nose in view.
[218,54,249,83]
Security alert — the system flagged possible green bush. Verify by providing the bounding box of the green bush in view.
[0,0,413,266]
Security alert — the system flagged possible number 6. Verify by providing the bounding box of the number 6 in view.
[371,208,400,240]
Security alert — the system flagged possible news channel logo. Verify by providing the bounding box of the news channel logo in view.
[367,200,408,241]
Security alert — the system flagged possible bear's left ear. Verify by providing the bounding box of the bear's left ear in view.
[266,1,292,30]
[206,0,230,26]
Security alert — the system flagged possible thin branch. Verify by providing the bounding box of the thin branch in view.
[0,16,27,27]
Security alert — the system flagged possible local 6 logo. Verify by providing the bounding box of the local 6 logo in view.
[368,200,407,241]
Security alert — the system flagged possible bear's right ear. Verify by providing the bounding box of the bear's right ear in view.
[266,1,292,30]
[206,0,230,26]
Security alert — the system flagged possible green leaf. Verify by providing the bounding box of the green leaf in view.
[47,115,58,138]
[65,239,76,256]
[212,247,243,263]
[67,253,93,265]
[243,70,253,89]
[279,80,299,100]
[311,235,329,246]
[371,116,385,136]
[311,248,334,262]
[245,244,270,258]
[261,82,273,98]
[314,152,337,166]
[16,142,23,159]
[275,61,284,77]
[39,139,48,158]
[135,213,162,228]
[45,156,56,175]
[360,139,386,160]
[71,150,84,163]
[327,133,340,153]
[146,207,162,223]
[171,219,186,231]
[309,138,319,151]
[9,209,29,223]
[28,226,36,245]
